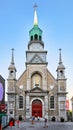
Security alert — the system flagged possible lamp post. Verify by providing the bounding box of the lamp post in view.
[71,96,73,121]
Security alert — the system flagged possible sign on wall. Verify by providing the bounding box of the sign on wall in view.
[0,75,5,103]
[0,83,4,101]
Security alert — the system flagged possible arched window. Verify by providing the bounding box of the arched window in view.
[50,96,54,109]
[60,70,63,76]
[19,96,23,109]
[10,70,14,76]
[34,34,38,40]
[39,36,41,41]
[31,36,33,41]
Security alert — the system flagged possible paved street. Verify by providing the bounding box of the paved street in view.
[4,121,73,130]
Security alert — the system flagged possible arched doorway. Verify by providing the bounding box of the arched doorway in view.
[32,99,42,117]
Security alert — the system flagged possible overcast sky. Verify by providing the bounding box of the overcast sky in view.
[0,0,73,109]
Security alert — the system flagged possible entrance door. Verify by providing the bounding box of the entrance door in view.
[32,99,42,117]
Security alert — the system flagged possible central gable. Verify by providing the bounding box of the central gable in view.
[30,54,44,63]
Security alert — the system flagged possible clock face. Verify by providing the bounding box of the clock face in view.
[0,83,4,101]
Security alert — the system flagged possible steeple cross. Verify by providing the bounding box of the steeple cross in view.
[33,3,38,10]
[59,48,62,52]
[11,48,14,53]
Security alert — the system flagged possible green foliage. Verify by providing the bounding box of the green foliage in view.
[67,110,72,121]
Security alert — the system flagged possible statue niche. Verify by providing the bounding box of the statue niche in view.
[31,73,42,88]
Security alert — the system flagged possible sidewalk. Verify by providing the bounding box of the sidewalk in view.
[3,121,73,130]
[4,120,45,130]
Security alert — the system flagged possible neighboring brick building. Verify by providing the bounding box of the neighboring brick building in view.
[7,8,67,121]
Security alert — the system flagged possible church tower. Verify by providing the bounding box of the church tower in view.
[26,6,47,90]
[56,49,67,121]
[7,48,17,119]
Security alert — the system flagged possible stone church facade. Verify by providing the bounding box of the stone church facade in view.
[7,9,67,121]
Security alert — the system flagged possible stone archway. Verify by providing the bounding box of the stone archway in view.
[32,99,42,117]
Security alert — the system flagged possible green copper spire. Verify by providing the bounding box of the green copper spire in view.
[29,4,42,41]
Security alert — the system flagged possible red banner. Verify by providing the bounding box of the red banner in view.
[66,100,69,110]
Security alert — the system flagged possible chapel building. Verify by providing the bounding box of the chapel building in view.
[7,8,67,121]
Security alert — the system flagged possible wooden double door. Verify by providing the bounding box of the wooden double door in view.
[32,99,42,117]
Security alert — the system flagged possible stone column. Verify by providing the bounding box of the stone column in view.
[44,95,48,118]
[26,94,30,118]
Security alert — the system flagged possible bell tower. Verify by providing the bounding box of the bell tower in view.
[26,5,48,90]
[57,49,65,79]
[7,48,17,119]
[56,49,67,121]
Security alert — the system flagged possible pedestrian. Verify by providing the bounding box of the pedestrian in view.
[9,117,15,128]
[17,119,20,127]
[37,116,40,121]
[9,120,13,127]
[31,116,35,124]
[44,118,48,128]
